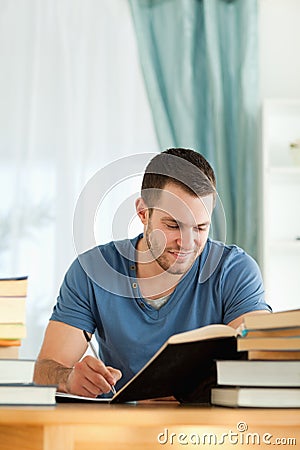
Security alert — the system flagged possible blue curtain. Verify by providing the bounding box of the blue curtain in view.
[129,0,260,260]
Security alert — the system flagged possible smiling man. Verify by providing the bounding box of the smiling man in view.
[34,148,271,398]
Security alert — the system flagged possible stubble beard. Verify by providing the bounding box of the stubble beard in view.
[145,225,197,275]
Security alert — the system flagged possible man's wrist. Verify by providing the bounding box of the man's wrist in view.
[57,366,73,393]
[34,358,73,392]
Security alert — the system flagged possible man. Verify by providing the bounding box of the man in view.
[34,148,271,397]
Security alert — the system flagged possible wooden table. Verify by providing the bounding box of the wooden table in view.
[0,403,299,450]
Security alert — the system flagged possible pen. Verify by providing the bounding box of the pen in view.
[83,330,116,395]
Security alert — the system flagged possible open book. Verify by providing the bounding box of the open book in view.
[56,324,243,404]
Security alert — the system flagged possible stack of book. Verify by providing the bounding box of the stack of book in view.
[0,359,56,406]
[211,309,300,407]
[0,276,28,359]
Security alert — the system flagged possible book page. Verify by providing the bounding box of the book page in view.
[55,392,112,402]
[168,324,237,344]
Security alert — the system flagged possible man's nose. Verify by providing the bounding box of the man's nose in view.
[177,228,195,249]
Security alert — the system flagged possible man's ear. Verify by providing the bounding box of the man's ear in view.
[135,197,149,225]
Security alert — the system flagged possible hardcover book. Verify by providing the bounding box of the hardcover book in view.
[0,277,28,297]
[215,360,300,387]
[211,387,300,408]
[0,359,35,384]
[0,384,56,406]
[243,309,300,331]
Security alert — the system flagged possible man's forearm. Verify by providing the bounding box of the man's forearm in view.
[34,359,73,392]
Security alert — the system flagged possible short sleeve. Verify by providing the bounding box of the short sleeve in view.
[220,247,272,324]
[50,258,97,333]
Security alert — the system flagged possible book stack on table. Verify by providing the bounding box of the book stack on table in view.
[211,309,300,408]
[0,276,28,359]
[0,278,57,406]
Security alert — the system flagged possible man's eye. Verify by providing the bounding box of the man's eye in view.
[166,224,179,229]
[193,225,206,232]
[197,225,209,231]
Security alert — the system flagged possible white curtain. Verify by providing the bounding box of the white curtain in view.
[0,0,158,358]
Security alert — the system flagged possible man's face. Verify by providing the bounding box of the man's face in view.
[143,183,214,275]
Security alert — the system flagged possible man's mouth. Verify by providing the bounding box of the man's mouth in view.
[168,250,195,259]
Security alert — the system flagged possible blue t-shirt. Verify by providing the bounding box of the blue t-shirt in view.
[51,235,271,388]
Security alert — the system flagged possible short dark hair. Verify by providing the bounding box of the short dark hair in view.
[141,148,216,208]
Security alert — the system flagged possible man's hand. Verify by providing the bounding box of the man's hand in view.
[34,321,122,397]
[66,355,122,397]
